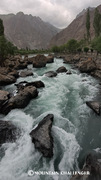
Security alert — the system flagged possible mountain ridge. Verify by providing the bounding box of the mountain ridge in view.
[0,12,60,49]
[49,4,101,48]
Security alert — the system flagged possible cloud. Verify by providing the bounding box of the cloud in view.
[0,0,101,28]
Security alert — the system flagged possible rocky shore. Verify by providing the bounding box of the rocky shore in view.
[63,53,101,80]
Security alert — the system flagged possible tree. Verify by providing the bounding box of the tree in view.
[0,36,8,64]
[0,19,4,36]
[84,47,89,54]
[91,36,101,54]
[0,19,15,65]
[86,8,91,41]
[51,45,60,53]
[93,8,101,37]
[66,39,78,53]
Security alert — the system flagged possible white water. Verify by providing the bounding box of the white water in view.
[0,57,100,180]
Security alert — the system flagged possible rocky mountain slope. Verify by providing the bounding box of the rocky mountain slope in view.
[49,4,101,47]
[0,12,60,49]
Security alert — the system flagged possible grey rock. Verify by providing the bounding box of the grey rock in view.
[56,66,67,73]
[19,70,33,77]
[30,114,54,158]
[46,56,54,63]
[45,71,57,77]
[86,101,101,115]
[0,74,16,86]
[0,86,38,115]
[15,80,45,90]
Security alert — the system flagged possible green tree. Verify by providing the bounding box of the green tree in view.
[86,8,91,41]
[93,8,101,37]
[0,36,8,62]
[0,19,4,36]
[84,47,89,54]
[0,19,15,65]
[51,45,60,53]
[66,39,78,53]
[91,36,101,54]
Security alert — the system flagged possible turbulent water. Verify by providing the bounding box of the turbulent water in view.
[0,57,101,180]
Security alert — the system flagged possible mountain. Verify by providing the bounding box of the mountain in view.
[49,4,101,47]
[0,12,60,49]
[76,7,94,18]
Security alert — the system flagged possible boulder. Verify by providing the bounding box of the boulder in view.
[4,59,15,68]
[0,86,38,115]
[9,70,19,78]
[30,114,54,158]
[0,67,19,85]
[56,66,67,73]
[0,120,19,145]
[46,56,54,63]
[0,67,19,78]
[0,90,10,107]
[0,74,16,86]
[32,55,47,68]
[15,62,28,70]
[15,80,45,90]
[19,70,33,77]
[79,58,96,73]
[86,101,101,115]
[45,71,57,77]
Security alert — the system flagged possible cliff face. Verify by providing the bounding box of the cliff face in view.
[49,4,101,47]
[0,12,60,49]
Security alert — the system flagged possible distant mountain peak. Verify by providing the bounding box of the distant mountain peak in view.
[76,7,95,18]
[0,12,60,49]
[16,12,24,16]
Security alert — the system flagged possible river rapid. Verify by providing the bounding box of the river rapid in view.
[0,56,101,180]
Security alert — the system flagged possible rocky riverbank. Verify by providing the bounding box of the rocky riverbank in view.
[63,53,101,80]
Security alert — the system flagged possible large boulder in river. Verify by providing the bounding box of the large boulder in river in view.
[0,120,19,145]
[19,70,33,77]
[46,55,54,63]
[0,86,38,115]
[56,66,67,73]
[32,55,47,68]
[30,114,54,158]
[15,80,45,91]
[86,101,101,115]
[45,71,57,77]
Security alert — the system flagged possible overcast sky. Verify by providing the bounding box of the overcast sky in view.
[0,0,101,28]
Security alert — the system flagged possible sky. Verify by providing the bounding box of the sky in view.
[0,0,101,29]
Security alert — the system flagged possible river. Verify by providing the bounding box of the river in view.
[0,57,101,180]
